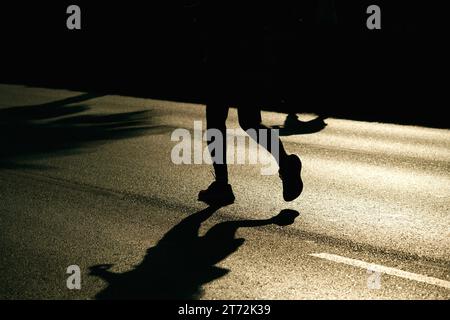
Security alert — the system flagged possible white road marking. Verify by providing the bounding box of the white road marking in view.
[310,253,450,289]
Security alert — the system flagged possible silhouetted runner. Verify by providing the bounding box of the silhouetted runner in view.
[197,1,303,205]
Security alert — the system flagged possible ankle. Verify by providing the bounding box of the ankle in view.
[215,177,229,185]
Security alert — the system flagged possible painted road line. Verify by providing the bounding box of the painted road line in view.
[310,253,450,289]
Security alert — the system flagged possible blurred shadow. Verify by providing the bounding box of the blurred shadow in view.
[0,93,170,168]
[272,113,328,136]
[90,207,300,300]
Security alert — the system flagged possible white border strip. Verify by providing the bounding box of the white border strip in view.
[310,253,450,289]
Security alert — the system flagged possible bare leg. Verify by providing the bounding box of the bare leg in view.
[238,105,303,202]
[199,103,235,206]
[206,103,229,183]
[237,106,289,167]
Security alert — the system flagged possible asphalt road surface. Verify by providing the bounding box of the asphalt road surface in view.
[0,84,449,299]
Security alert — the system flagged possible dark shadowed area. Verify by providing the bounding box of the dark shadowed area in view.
[0,92,170,169]
[1,1,448,128]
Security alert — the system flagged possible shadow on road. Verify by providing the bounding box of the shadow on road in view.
[90,207,300,299]
[0,93,170,169]
[272,113,328,136]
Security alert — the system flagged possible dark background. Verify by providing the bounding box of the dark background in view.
[0,1,448,128]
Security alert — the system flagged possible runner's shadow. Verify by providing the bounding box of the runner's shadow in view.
[272,114,328,136]
[90,207,300,299]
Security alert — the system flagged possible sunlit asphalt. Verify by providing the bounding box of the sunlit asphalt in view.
[0,84,449,299]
